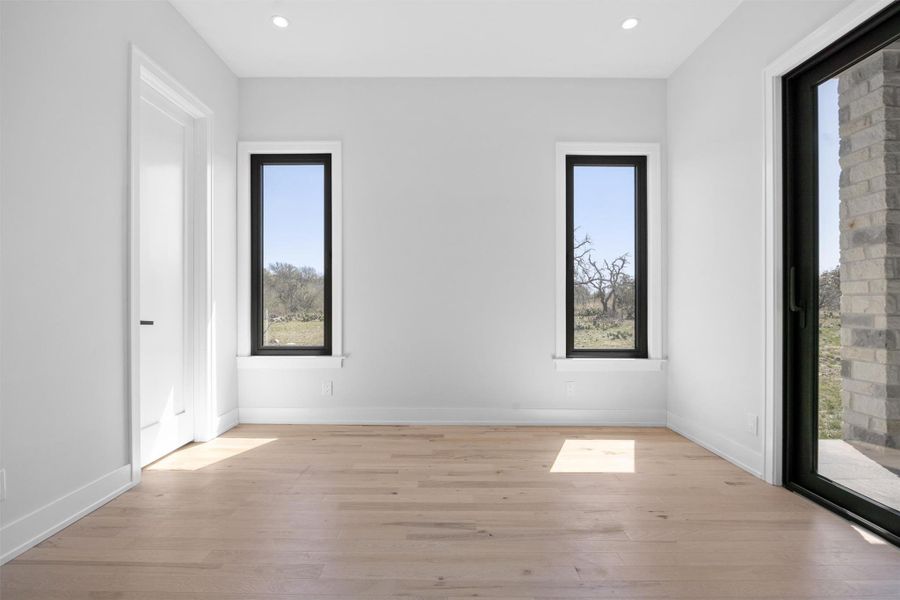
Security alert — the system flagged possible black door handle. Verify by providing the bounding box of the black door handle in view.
[140,320,154,326]
[789,267,806,328]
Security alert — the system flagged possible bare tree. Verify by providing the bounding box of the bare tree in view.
[573,233,606,304]
[603,254,630,317]
[573,231,632,319]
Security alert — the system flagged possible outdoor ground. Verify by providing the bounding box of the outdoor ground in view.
[574,313,635,350]
[265,319,324,347]
[818,311,842,439]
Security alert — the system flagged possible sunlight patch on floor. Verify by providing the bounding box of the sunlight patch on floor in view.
[850,524,888,545]
[550,439,635,473]
[146,437,277,471]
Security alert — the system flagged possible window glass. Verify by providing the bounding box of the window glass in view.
[572,165,637,351]
[251,155,330,355]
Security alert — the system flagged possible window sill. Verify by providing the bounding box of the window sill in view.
[237,355,345,370]
[553,358,666,372]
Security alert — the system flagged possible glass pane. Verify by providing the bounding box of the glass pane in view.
[572,165,636,350]
[261,163,325,348]
[816,45,900,511]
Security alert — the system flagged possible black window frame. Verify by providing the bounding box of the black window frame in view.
[565,154,648,359]
[782,3,900,546]
[250,153,332,356]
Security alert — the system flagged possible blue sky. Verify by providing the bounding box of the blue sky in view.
[573,165,636,276]
[819,79,841,273]
[263,139,832,278]
[265,161,637,277]
[263,164,325,273]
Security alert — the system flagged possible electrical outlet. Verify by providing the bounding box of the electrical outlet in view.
[0,469,7,502]
[746,413,758,436]
[321,381,333,396]
[565,381,576,397]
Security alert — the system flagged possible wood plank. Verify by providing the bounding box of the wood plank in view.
[2,425,898,599]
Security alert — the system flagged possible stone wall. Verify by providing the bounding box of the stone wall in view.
[838,41,900,449]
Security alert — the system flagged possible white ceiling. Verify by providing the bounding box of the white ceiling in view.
[170,0,742,78]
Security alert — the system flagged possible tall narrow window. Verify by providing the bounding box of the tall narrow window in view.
[566,155,647,358]
[251,154,331,355]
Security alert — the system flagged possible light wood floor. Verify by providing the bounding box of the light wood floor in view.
[2,425,900,599]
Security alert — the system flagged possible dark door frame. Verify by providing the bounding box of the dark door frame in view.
[782,2,900,546]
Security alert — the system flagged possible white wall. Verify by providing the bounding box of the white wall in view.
[0,0,860,566]
[666,0,850,477]
[0,0,238,561]
[238,78,668,425]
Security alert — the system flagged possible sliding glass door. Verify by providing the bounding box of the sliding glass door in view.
[784,3,900,545]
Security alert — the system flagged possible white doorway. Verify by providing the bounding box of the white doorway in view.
[129,47,214,474]
[138,81,194,466]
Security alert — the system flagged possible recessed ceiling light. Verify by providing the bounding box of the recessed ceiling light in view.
[621,17,639,30]
[271,15,290,29]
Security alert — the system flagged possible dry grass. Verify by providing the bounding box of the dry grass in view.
[818,311,842,440]
[265,319,324,347]
[574,314,635,350]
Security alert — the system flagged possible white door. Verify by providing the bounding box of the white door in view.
[139,81,195,467]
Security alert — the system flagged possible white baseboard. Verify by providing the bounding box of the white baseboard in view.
[238,406,667,426]
[215,408,240,435]
[667,411,764,479]
[0,464,134,565]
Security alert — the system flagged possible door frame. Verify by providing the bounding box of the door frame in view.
[762,0,894,488]
[781,3,900,546]
[128,46,214,483]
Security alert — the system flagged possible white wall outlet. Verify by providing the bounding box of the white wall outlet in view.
[0,468,7,501]
[321,381,333,396]
[746,413,758,436]
[565,381,576,397]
